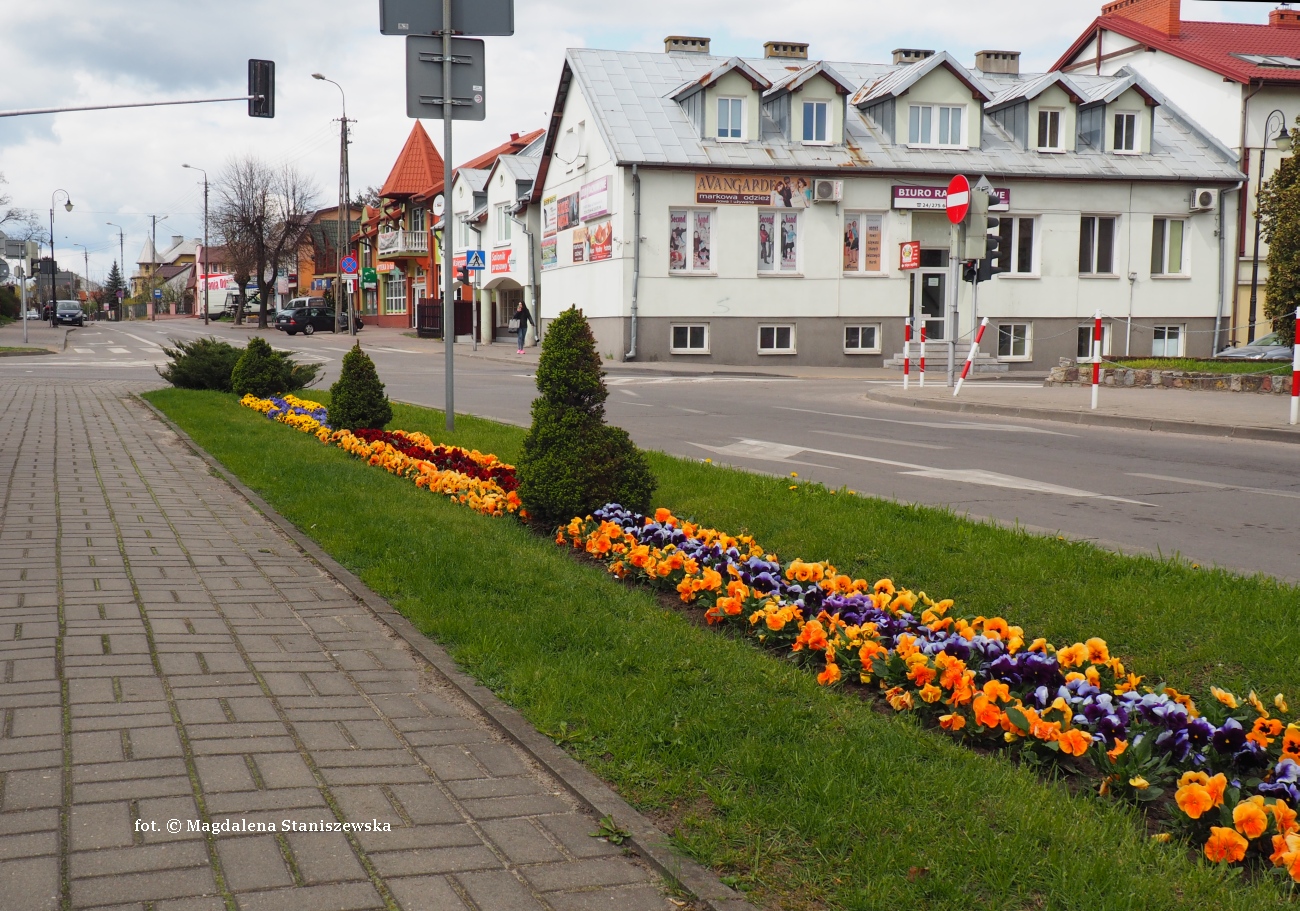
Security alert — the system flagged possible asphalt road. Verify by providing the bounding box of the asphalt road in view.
[9,318,1298,583]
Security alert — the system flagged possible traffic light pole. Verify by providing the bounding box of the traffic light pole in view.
[947,224,958,388]
[442,0,456,433]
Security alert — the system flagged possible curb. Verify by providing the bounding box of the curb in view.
[135,395,758,911]
[866,388,1300,445]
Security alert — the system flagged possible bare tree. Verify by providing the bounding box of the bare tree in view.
[213,156,318,328]
[0,172,42,239]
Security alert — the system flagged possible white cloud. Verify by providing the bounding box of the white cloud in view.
[0,0,1261,282]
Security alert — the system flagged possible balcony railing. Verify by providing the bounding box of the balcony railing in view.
[378,230,428,257]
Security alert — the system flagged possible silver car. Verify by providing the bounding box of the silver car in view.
[1216,331,1292,361]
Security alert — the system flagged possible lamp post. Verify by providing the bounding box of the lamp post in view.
[106,222,125,321]
[182,164,210,325]
[313,73,355,337]
[49,189,73,326]
[1248,110,1293,343]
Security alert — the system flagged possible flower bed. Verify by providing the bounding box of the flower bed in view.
[239,394,523,519]
[560,503,1300,881]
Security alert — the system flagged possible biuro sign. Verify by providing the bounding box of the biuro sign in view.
[695,173,809,207]
[899,241,920,270]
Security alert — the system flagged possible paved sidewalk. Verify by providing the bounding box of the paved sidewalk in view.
[0,322,72,354]
[868,379,1300,444]
[0,379,678,911]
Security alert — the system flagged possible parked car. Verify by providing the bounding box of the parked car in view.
[1216,331,1292,361]
[275,306,362,336]
[25,308,40,320]
[54,300,85,327]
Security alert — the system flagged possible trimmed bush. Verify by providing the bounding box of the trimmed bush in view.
[327,344,392,430]
[517,306,654,527]
[230,336,320,397]
[156,337,241,391]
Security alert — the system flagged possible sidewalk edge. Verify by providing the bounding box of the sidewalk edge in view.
[135,394,758,911]
[866,388,1300,444]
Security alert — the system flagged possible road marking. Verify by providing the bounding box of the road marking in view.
[862,380,1044,388]
[808,429,950,451]
[108,347,131,354]
[1128,472,1300,501]
[619,389,640,397]
[120,333,162,348]
[687,438,1155,507]
[773,405,1074,436]
[73,348,95,354]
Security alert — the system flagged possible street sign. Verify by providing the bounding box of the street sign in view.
[0,260,9,281]
[899,241,920,270]
[340,255,358,274]
[465,250,486,271]
[153,289,163,300]
[946,175,970,225]
[3,239,25,258]
[380,0,514,37]
[406,36,486,121]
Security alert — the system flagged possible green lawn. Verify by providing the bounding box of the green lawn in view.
[1103,357,1290,375]
[144,388,1298,910]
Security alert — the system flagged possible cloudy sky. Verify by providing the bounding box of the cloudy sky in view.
[0,0,1262,283]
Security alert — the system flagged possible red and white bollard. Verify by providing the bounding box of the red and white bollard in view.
[1091,309,1103,411]
[1290,307,1300,426]
[919,325,927,388]
[953,317,989,397]
[902,318,912,389]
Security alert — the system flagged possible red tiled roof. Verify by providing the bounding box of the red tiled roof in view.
[1055,14,1300,83]
[457,128,544,172]
[379,121,446,198]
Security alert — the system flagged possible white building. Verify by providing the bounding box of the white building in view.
[532,38,1243,370]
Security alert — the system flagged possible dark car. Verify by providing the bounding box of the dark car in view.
[275,306,363,336]
[1216,331,1292,361]
[54,300,85,327]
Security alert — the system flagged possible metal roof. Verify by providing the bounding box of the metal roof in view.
[853,51,994,106]
[561,48,1243,183]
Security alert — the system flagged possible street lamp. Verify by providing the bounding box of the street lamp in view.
[1247,109,1293,343]
[106,222,125,320]
[49,189,73,326]
[182,164,210,325]
[313,72,355,336]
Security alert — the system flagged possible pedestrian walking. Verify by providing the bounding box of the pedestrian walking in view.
[510,301,533,353]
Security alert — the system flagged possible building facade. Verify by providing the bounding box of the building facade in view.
[533,40,1243,370]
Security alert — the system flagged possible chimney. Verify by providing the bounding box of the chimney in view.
[1271,7,1300,28]
[892,48,935,65]
[664,36,711,54]
[1101,0,1181,38]
[170,235,183,249]
[974,50,1021,75]
[764,41,809,60]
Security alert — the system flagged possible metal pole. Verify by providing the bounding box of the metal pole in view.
[20,268,27,344]
[442,0,455,433]
[1248,144,1266,343]
[203,175,209,325]
[48,206,55,327]
[946,226,957,388]
[336,110,346,335]
[0,95,260,118]
[344,114,354,337]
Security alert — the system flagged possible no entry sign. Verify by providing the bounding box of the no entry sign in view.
[946,174,970,225]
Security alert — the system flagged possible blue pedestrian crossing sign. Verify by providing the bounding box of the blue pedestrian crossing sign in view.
[465,249,486,271]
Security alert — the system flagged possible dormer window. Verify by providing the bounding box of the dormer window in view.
[908,104,964,148]
[1037,109,1062,151]
[1113,112,1137,153]
[718,97,745,140]
[802,101,828,143]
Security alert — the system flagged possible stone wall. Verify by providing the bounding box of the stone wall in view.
[1046,365,1293,394]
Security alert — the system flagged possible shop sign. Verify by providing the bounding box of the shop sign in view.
[695,173,809,207]
[899,241,921,270]
[892,184,1010,211]
[490,249,512,273]
[580,176,609,221]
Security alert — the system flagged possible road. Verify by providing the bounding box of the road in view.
[7,318,1298,583]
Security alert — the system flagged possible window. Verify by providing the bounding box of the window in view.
[758,211,799,273]
[844,324,881,354]
[1079,216,1117,275]
[1037,109,1062,150]
[842,213,884,273]
[991,216,1037,275]
[1114,112,1137,152]
[908,104,964,147]
[669,209,714,273]
[717,97,744,140]
[671,323,709,354]
[802,101,829,142]
[410,208,425,233]
[1152,325,1184,357]
[997,322,1032,360]
[383,270,407,315]
[496,204,513,244]
[1150,217,1187,275]
[758,324,795,354]
[1077,323,1113,360]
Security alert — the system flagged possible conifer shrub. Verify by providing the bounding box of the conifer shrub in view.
[156,337,241,391]
[517,306,655,528]
[230,336,320,397]
[327,344,392,430]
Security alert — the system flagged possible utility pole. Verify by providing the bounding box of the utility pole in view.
[183,166,210,325]
[107,222,125,321]
[314,74,354,336]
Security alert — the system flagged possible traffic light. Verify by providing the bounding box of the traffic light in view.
[984,217,1008,278]
[456,264,471,286]
[248,59,275,118]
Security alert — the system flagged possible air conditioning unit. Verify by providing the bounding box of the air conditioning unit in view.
[1190,188,1218,212]
[813,178,843,203]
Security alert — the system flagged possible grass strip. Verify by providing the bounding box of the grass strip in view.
[146,388,1291,910]
[1103,357,1289,375]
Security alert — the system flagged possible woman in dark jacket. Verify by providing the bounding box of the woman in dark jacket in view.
[513,301,533,353]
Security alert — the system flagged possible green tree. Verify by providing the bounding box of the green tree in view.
[517,306,655,528]
[230,336,320,396]
[1259,124,1300,346]
[328,345,392,430]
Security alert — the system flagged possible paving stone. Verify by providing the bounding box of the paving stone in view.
[216,834,295,891]
[69,801,135,851]
[386,874,473,910]
[70,864,216,907]
[0,855,59,911]
[233,881,384,911]
[477,817,567,865]
[283,830,368,884]
[453,869,549,911]
[546,883,675,911]
[523,857,657,893]
[369,844,501,877]
[70,840,210,878]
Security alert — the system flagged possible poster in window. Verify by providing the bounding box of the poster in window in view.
[862,214,882,272]
[780,213,798,271]
[541,238,558,270]
[572,226,588,263]
[693,212,711,271]
[669,211,687,271]
[556,193,579,232]
[843,214,860,271]
[589,221,613,261]
[542,196,557,237]
[758,212,775,271]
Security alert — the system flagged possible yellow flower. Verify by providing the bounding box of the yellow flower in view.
[1211,686,1239,710]
[789,485,798,490]
[1278,693,1290,714]
[790,472,798,478]
[1151,832,1172,844]
[1129,776,1150,790]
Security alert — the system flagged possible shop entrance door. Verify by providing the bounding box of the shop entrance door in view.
[909,249,949,341]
